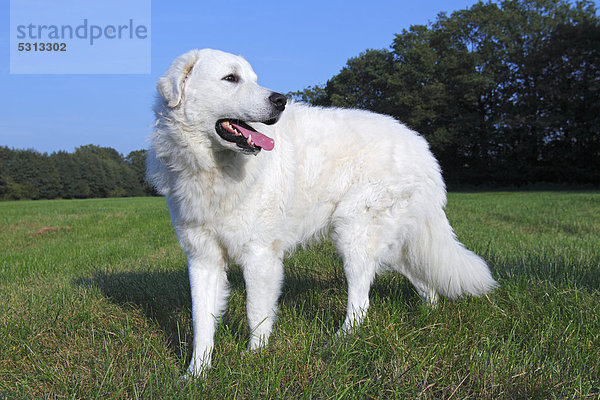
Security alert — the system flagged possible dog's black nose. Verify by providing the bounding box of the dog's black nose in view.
[269,92,287,111]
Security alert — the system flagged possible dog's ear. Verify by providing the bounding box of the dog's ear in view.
[157,50,200,108]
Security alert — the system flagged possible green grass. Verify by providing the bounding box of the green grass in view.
[1,193,599,399]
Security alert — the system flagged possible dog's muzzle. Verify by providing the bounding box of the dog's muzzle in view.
[214,92,287,155]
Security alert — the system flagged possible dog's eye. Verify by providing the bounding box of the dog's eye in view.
[222,74,239,83]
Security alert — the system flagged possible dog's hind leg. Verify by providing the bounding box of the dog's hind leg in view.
[337,257,377,336]
[403,270,439,305]
[332,224,378,337]
[242,246,284,351]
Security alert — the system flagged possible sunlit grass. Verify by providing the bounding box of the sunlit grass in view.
[1,193,599,398]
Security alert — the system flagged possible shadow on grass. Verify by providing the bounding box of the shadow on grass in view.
[74,261,425,356]
[71,264,337,350]
[74,268,192,354]
[489,253,600,293]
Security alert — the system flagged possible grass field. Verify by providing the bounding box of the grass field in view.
[1,192,599,399]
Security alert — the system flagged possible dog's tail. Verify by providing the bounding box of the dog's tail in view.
[409,209,497,300]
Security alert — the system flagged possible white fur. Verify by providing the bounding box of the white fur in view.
[147,49,497,379]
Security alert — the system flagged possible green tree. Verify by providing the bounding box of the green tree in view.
[295,0,600,185]
[0,145,155,201]
[2,149,62,199]
[51,151,78,198]
[126,150,155,196]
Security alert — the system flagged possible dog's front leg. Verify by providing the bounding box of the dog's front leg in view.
[241,248,284,351]
[181,234,229,380]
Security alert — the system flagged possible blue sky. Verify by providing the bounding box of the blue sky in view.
[1,0,482,155]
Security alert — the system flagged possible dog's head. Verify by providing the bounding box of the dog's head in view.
[157,49,286,155]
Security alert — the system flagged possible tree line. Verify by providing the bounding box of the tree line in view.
[0,145,154,200]
[292,0,599,186]
[2,0,598,200]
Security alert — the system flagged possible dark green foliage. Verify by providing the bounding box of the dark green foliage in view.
[0,147,61,200]
[0,145,154,200]
[290,0,600,186]
[126,149,158,196]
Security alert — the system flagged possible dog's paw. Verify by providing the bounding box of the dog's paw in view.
[179,368,207,385]
[248,333,269,352]
[179,357,210,384]
[178,372,194,385]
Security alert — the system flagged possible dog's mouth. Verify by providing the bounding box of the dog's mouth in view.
[215,119,275,155]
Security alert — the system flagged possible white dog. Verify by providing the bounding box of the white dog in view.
[147,49,496,378]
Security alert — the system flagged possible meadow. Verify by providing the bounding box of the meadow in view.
[1,192,599,399]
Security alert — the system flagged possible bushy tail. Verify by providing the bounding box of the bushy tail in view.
[411,211,497,300]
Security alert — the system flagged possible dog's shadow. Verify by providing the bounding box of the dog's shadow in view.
[68,265,323,347]
[74,260,421,356]
[75,267,192,353]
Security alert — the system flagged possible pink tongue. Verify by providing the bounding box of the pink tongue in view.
[231,122,274,151]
